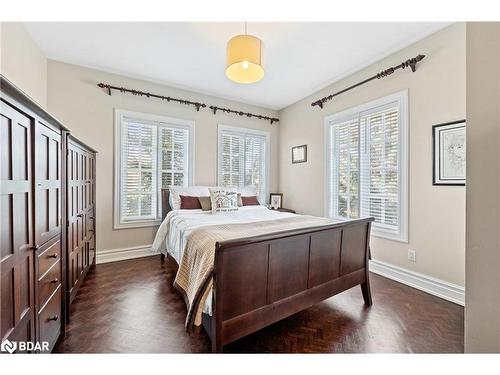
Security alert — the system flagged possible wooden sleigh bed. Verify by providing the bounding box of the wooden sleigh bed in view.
[160,189,374,353]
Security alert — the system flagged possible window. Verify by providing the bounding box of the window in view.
[325,91,408,242]
[114,110,194,228]
[217,125,270,203]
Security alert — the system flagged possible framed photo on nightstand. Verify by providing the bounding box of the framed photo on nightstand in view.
[269,193,283,209]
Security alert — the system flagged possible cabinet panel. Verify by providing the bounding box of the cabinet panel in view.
[34,122,62,246]
[66,140,96,309]
[0,101,36,350]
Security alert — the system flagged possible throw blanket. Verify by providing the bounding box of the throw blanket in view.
[174,215,334,330]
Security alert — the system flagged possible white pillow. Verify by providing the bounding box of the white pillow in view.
[209,187,239,213]
[169,186,211,210]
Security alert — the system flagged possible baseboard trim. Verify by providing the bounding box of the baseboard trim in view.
[96,245,156,264]
[369,259,465,306]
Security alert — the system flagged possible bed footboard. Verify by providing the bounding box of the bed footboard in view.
[206,217,374,352]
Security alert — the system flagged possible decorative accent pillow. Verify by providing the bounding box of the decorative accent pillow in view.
[180,195,202,209]
[209,187,239,213]
[198,196,212,211]
[241,195,260,206]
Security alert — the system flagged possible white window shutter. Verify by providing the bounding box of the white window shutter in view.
[218,126,269,203]
[219,133,245,188]
[120,121,157,221]
[330,117,360,220]
[159,126,190,188]
[244,134,267,200]
[360,105,400,232]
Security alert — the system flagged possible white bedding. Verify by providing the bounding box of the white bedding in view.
[151,205,298,314]
[152,205,297,262]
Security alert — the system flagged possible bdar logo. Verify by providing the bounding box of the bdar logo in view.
[1,339,17,353]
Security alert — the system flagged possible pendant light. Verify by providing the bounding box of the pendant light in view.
[225,22,264,84]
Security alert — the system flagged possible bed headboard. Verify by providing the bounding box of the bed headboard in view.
[161,188,172,220]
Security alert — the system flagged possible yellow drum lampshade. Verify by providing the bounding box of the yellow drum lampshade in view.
[226,34,264,84]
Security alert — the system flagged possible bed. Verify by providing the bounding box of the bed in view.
[152,188,374,352]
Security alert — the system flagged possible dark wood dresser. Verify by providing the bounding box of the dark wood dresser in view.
[1,76,97,353]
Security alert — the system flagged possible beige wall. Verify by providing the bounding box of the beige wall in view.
[46,60,279,253]
[0,22,47,107]
[465,22,500,353]
[278,23,466,286]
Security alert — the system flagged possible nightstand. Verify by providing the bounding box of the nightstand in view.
[270,207,296,214]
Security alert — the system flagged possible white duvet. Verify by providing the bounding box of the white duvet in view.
[152,205,297,263]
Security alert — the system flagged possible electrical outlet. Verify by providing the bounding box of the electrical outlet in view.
[408,249,416,262]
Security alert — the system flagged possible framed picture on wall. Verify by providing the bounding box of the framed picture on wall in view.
[292,144,307,163]
[432,120,466,186]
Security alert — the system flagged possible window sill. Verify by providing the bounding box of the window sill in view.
[371,230,408,243]
[113,219,162,230]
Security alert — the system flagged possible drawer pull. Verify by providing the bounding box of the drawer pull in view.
[30,244,40,251]
[48,253,58,259]
[50,278,59,284]
[48,315,59,322]
[77,213,84,218]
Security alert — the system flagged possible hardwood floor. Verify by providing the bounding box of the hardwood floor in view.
[54,255,464,353]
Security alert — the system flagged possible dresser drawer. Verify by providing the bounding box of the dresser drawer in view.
[38,237,61,278]
[38,284,62,351]
[38,259,61,308]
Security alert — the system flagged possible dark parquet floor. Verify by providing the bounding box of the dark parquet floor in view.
[54,255,464,353]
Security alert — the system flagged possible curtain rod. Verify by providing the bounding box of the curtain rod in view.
[96,83,279,124]
[97,83,207,111]
[311,54,425,109]
[209,105,279,124]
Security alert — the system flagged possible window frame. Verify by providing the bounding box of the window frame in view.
[324,90,409,242]
[217,124,271,204]
[114,109,195,229]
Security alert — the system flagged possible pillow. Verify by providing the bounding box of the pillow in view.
[223,190,243,206]
[198,196,212,211]
[241,195,260,206]
[209,187,239,213]
[180,195,202,209]
[169,186,211,210]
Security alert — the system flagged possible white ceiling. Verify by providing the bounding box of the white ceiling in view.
[24,22,450,110]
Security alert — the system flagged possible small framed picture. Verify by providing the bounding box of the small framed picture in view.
[269,193,283,209]
[292,144,307,164]
[432,120,466,186]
